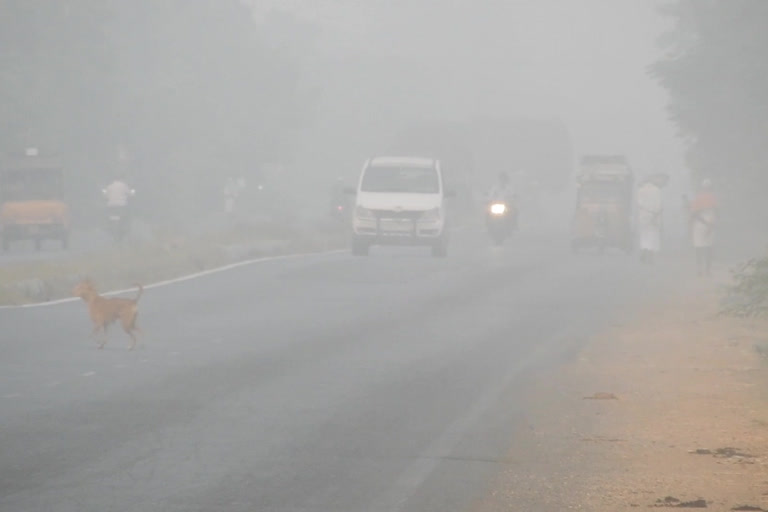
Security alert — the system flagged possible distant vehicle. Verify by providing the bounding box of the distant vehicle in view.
[347,157,452,257]
[329,200,349,224]
[466,117,573,193]
[389,117,573,228]
[570,155,634,254]
[486,199,518,246]
[104,193,135,242]
[329,179,351,224]
[102,177,136,242]
[0,149,71,251]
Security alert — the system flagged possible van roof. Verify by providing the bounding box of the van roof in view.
[369,156,437,168]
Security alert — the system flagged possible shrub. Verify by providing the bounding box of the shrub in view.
[723,255,768,318]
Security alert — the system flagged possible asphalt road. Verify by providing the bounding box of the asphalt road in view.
[0,228,666,512]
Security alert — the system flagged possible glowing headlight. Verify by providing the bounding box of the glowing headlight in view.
[490,203,507,215]
[355,205,375,219]
[421,207,441,221]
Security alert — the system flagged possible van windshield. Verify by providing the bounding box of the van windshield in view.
[360,166,439,194]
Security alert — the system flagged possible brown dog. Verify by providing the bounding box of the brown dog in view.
[73,280,143,350]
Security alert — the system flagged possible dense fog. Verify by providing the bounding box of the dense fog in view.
[3,3,768,511]
[1,0,702,234]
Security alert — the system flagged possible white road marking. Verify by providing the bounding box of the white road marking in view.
[0,249,344,310]
[368,328,571,512]
[81,371,96,377]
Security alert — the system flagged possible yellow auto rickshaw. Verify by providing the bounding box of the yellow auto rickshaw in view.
[571,155,634,254]
[0,150,71,251]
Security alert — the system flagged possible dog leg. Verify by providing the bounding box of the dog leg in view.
[122,314,140,350]
[131,312,142,336]
[127,331,138,351]
[98,324,109,349]
[91,325,106,349]
[133,326,144,349]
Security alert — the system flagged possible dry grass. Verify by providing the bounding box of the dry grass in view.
[0,222,347,305]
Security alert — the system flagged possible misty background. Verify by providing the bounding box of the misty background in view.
[0,0,765,245]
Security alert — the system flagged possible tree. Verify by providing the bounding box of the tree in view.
[654,2,768,315]
[650,0,768,224]
[0,0,316,221]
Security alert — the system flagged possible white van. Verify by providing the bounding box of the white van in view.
[349,156,451,257]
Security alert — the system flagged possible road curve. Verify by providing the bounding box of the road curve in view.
[0,228,666,512]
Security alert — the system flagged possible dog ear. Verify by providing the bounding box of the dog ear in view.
[72,281,86,296]
[74,278,95,294]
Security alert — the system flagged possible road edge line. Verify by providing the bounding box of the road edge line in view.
[0,248,346,310]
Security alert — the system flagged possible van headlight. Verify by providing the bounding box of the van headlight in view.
[421,207,441,221]
[355,205,375,219]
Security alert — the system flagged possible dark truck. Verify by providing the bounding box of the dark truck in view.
[389,117,573,225]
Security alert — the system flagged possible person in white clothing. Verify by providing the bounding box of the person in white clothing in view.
[102,175,135,239]
[103,175,134,207]
[636,178,663,264]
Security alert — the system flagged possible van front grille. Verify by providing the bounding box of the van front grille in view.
[371,209,424,220]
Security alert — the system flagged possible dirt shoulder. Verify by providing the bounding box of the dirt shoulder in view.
[475,273,768,511]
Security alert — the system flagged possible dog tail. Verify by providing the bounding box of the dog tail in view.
[134,284,144,302]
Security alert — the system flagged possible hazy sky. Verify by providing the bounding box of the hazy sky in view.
[248,0,683,181]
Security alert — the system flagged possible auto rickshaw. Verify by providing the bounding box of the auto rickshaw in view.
[570,155,633,254]
[0,150,71,251]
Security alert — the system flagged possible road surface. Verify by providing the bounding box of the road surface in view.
[0,228,666,512]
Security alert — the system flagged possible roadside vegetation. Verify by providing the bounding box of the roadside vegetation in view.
[0,2,346,305]
[652,1,768,314]
[0,221,346,306]
[651,1,768,215]
[0,1,316,220]
[724,255,768,318]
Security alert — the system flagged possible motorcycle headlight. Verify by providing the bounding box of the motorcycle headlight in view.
[421,207,441,221]
[355,205,375,219]
[490,203,507,215]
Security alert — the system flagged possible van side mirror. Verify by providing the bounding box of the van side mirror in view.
[343,187,357,195]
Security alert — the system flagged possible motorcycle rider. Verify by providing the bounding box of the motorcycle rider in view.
[487,171,518,230]
[102,173,135,238]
